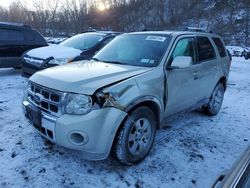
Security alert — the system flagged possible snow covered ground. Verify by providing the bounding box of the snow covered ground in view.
[0,57,249,188]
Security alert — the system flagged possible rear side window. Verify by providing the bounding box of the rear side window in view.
[0,29,24,41]
[212,37,226,57]
[197,37,215,61]
[24,30,35,41]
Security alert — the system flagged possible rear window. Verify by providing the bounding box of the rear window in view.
[212,37,226,57]
[197,37,216,61]
[0,29,24,41]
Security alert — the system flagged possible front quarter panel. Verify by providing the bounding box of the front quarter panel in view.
[101,68,165,122]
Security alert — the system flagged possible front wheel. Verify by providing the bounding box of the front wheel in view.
[113,106,157,165]
[203,83,225,116]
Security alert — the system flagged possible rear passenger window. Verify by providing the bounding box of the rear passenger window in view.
[212,37,226,57]
[197,37,215,61]
[24,30,35,41]
[0,29,24,41]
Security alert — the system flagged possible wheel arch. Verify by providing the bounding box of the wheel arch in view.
[110,97,162,159]
[124,96,163,129]
[217,76,228,91]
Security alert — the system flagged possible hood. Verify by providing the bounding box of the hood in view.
[26,45,82,59]
[30,61,153,95]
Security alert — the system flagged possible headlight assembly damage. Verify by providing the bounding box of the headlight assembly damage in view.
[64,91,126,115]
[64,84,133,115]
[65,93,93,115]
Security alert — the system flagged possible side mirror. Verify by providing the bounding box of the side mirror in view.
[170,56,193,69]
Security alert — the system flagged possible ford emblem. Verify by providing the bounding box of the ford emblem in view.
[34,93,42,103]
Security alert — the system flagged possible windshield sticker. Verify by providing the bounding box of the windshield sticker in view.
[149,59,155,64]
[146,36,166,42]
[141,59,155,64]
[141,59,150,63]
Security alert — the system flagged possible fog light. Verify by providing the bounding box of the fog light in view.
[69,132,87,145]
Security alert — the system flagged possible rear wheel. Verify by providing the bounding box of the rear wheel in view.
[113,106,157,165]
[203,83,225,116]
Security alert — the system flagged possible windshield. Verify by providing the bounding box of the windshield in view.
[93,34,171,67]
[60,33,104,50]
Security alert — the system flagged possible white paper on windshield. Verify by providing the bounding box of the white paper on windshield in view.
[146,36,166,42]
[141,59,150,63]
[141,59,155,64]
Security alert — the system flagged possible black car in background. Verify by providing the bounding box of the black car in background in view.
[0,22,47,68]
[71,31,122,62]
[22,31,122,77]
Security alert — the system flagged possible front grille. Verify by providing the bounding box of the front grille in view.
[27,82,63,116]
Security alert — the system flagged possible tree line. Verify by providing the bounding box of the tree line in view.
[0,0,249,45]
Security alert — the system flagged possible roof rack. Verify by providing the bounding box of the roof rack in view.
[186,27,213,33]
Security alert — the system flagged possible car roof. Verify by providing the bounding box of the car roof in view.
[0,21,30,28]
[96,31,123,35]
[74,31,122,39]
[128,30,221,38]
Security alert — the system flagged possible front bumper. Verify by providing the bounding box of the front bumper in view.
[22,100,127,160]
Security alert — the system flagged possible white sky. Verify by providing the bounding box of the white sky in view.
[0,0,15,7]
[0,0,34,9]
[0,0,105,11]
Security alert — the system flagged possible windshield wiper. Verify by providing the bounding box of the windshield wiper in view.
[91,57,101,61]
[102,60,127,65]
[91,58,127,65]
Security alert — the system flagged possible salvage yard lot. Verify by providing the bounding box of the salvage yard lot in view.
[0,57,249,188]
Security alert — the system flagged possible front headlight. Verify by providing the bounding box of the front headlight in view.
[65,93,92,115]
[49,58,71,65]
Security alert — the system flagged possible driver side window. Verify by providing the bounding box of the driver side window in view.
[171,37,195,64]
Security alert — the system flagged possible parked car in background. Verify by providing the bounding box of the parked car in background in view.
[0,22,48,68]
[242,48,250,60]
[22,31,121,77]
[212,145,250,188]
[23,29,231,165]
[226,46,244,57]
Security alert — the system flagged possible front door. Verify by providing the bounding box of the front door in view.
[165,37,202,116]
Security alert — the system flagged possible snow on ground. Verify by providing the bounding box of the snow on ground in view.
[0,57,249,188]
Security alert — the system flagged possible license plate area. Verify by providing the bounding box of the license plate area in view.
[26,104,42,128]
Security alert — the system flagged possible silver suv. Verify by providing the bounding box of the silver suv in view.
[23,30,231,165]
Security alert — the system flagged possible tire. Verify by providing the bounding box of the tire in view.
[203,83,225,116]
[113,106,157,165]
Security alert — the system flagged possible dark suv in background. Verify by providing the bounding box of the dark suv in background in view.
[0,22,47,68]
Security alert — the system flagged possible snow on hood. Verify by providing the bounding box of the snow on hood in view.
[30,61,153,95]
[26,45,82,59]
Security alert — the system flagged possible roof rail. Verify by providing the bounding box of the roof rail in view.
[186,27,213,33]
[142,27,168,31]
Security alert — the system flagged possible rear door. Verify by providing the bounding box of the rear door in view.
[165,36,203,116]
[212,37,231,75]
[196,36,221,99]
[0,28,25,67]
